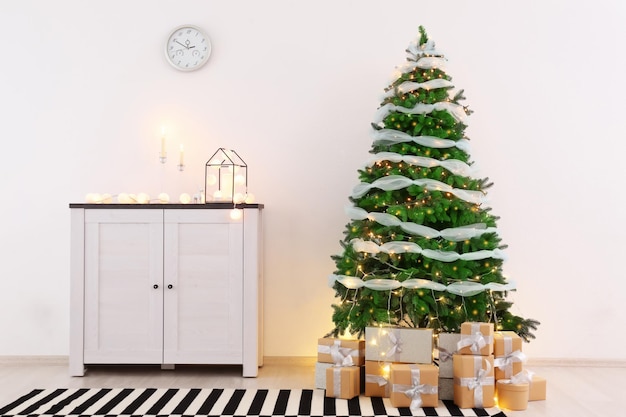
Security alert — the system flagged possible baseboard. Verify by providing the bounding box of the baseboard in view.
[0,355,69,365]
[1,355,625,368]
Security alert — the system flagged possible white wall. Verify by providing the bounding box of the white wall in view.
[1,0,625,361]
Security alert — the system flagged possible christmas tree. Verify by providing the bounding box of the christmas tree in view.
[328,27,539,342]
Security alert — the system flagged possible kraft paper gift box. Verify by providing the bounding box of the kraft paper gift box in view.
[364,360,392,397]
[493,331,526,380]
[325,366,360,399]
[316,362,365,391]
[438,378,454,401]
[365,326,433,364]
[318,338,365,366]
[389,363,439,409]
[496,380,529,411]
[436,333,461,378]
[453,354,495,408]
[458,322,494,356]
[529,375,547,401]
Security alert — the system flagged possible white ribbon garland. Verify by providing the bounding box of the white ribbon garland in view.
[349,238,505,262]
[382,79,454,99]
[406,39,444,60]
[351,175,486,204]
[328,274,516,295]
[374,102,467,126]
[345,206,497,242]
[364,152,476,177]
[371,129,471,153]
[396,57,448,74]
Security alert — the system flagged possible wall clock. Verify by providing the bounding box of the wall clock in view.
[165,25,212,71]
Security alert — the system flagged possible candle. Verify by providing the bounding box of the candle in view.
[179,144,184,165]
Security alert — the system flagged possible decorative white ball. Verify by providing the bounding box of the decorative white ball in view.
[117,193,131,204]
[230,208,243,220]
[244,193,255,204]
[233,193,245,204]
[158,193,170,204]
[234,174,246,186]
[137,193,150,204]
[179,193,191,204]
[206,174,217,186]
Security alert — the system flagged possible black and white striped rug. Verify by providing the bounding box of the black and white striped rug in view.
[0,388,506,417]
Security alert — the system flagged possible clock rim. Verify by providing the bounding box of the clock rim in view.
[164,24,212,72]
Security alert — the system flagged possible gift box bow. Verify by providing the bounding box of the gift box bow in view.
[386,330,403,358]
[501,369,535,385]
[437,346,456,362]
[318,340,357,367]
[494,350,527,378]
[457,331,488,354]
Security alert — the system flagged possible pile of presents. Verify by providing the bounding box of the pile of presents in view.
[316,322,546,411]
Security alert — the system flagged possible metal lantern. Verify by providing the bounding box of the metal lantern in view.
[204,148,248,204]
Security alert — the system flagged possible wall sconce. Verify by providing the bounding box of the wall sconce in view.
[204,148,247,204]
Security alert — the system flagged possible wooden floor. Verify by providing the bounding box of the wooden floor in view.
[0,357,622,416]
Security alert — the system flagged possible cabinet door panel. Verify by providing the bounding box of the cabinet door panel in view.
[84,210,163,363]
[163,210,243,364]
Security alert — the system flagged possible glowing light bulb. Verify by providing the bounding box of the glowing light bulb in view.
[230,208,242,220]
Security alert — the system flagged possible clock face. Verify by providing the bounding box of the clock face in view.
[165,25,211,71]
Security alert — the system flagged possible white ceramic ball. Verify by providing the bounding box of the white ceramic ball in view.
[244,193,255,204]
[179,193,191,204]
[230,208,243,220]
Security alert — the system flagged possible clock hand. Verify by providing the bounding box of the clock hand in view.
[175,40,189,49]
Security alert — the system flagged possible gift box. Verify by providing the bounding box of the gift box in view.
[458,322,494,356]
[438,378,454,401]
[365,327,433,364]
[496,380,529,411]
[318,338,365,366]
[493,331,526,380]
[453,354,495,408]
[316,362,365,391]
[325,366,360,399]
[364,360,391,397]
[389,363,439,409]
[529,375,547,401]
[436,333,461,378]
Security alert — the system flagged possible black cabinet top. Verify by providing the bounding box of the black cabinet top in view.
[69,203,264,209]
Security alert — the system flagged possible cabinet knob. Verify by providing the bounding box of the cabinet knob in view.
[153,284,159,289]
[167,284,173,289]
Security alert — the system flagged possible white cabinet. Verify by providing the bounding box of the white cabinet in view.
[70,205,263,377]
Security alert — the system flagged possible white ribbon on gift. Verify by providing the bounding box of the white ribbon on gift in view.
[365,374,390,396]
[351,175,486,205]
[494,350,527,378]
[504,369,535,385]
[437,346,456,363]
[317,340,357,367]
[345,206,497,242]
[370,129,471,153]
[458,324,492,354]
[385,330,403,360]
[332,367,342,397]
[392,366,438,411]
[454,357,494,408]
